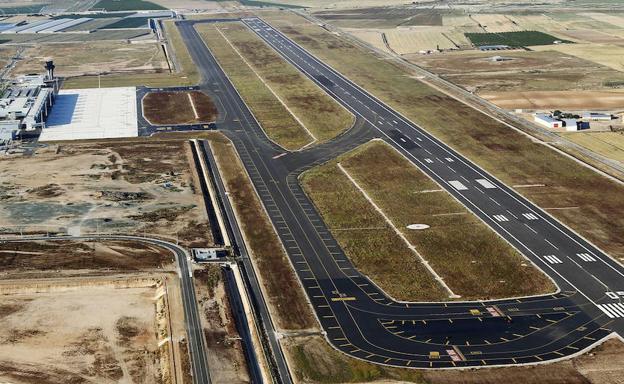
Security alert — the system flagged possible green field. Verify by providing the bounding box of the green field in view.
[0,5,47,14]
[92,0,166,11]
[103,17,152,29]
[465,31,570,47]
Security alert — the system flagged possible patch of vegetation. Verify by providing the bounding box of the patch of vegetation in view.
[92,0,166,11]
[0,5,47,14]
[465,31,571,47]
[103,17,152,29]
[239,0,306,9]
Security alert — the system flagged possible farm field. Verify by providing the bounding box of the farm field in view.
[409,49,624,93]
[302,140,554,301]
[465,30,570,47]
[92,0,166,11]
[532,43,624,72]
[384,27,459,53]
[263,10,624,265]
[560,132,624,163]
[481,89,624,109]
[471,14,523,33]
[12,41,167,78]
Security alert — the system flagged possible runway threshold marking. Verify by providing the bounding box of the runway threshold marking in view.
[448,180,468,191]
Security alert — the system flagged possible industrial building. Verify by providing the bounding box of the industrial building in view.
[534,113,562,129]
[582,112,612,121]
[0,61,58,142]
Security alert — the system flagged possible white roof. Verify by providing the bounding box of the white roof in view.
[40,87,137,141]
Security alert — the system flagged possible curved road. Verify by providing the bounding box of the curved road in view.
[176,17,624,370]
[0,234,212,384]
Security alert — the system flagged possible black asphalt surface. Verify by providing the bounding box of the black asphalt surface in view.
[177,17,624,369]
[135,85,216,136]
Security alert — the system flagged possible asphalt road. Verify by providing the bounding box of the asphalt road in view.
[177,18,624,369]
[0,234,212,383]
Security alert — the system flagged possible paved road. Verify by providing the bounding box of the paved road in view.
[0,234,212,383]
[178,18,623,369]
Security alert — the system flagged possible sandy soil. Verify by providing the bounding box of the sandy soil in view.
[0,138,211,247]
[12,42,168,78]
[0,285,162,384]
[143,91,218,125]
[482,89,624,110]
[194,265,250,384]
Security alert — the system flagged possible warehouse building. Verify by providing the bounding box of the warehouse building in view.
[582,112,612,121]
[534,113,561,129]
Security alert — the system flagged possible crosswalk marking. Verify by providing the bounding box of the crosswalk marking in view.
[543,255,563,264]
[475,178,496,189]
[424,158,433,164]
[597,303,624,318]
[577,253,596,262]
[522,213,539,220]
[449,180,468,191]
[445,157,454,162]
[493,214,508,222]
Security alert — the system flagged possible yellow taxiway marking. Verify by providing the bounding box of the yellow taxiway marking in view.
[331,297,356,302]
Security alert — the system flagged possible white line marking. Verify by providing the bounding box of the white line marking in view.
[522,213,539,220]
[424,158,433,164]
[475,178,496,189]
[449,180,468,191]
[493,214,508,222]
[337,163,457,297]
[598,304,617,318]
[543,255,563,264]
[577,253,596,262]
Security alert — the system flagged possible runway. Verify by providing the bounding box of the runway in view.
[177,18,624,369]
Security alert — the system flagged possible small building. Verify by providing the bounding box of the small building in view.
[582,112,611,121]
[192,248,228,262]
[562,118,579,131]
[534,113,562,129]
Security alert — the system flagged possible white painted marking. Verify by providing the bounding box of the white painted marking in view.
[609,303,624,317]
[400,137,406,143]
[522,213,539,220]
[577,253,596,262]
[493,214,509,222]
[416,137,422,141]
[543,255,563,264]
[445,157,454,162]
[424,158,434,164]
[392,120,398,124]
[449,180,468,191]
[475,179,496,189]
[598,304,617,318]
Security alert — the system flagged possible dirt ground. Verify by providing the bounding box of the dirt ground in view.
[482,89,624,110]
[0,138,211,247]
[12,41,168,78]
[0,240,174,279]
[142,91,218,125]
[194,265,250,384]
[0,284,162,384]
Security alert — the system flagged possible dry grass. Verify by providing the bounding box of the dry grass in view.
[532,43,624,72]
[208,133,315,330]
[197,23,313,150]
[142,91,218,125]
[216,22,354,144]
[302,140,554,300]
[561,131,624,163]
[63,20,197,89]
[263,11,624,263]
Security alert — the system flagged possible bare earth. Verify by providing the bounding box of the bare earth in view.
[0,138,211,247]
[482,89,624,110]
[0,285,162,384]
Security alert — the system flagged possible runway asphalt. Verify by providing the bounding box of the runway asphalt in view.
[176,18,624,369]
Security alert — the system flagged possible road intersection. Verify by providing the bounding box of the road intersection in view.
[177,16,624,369]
